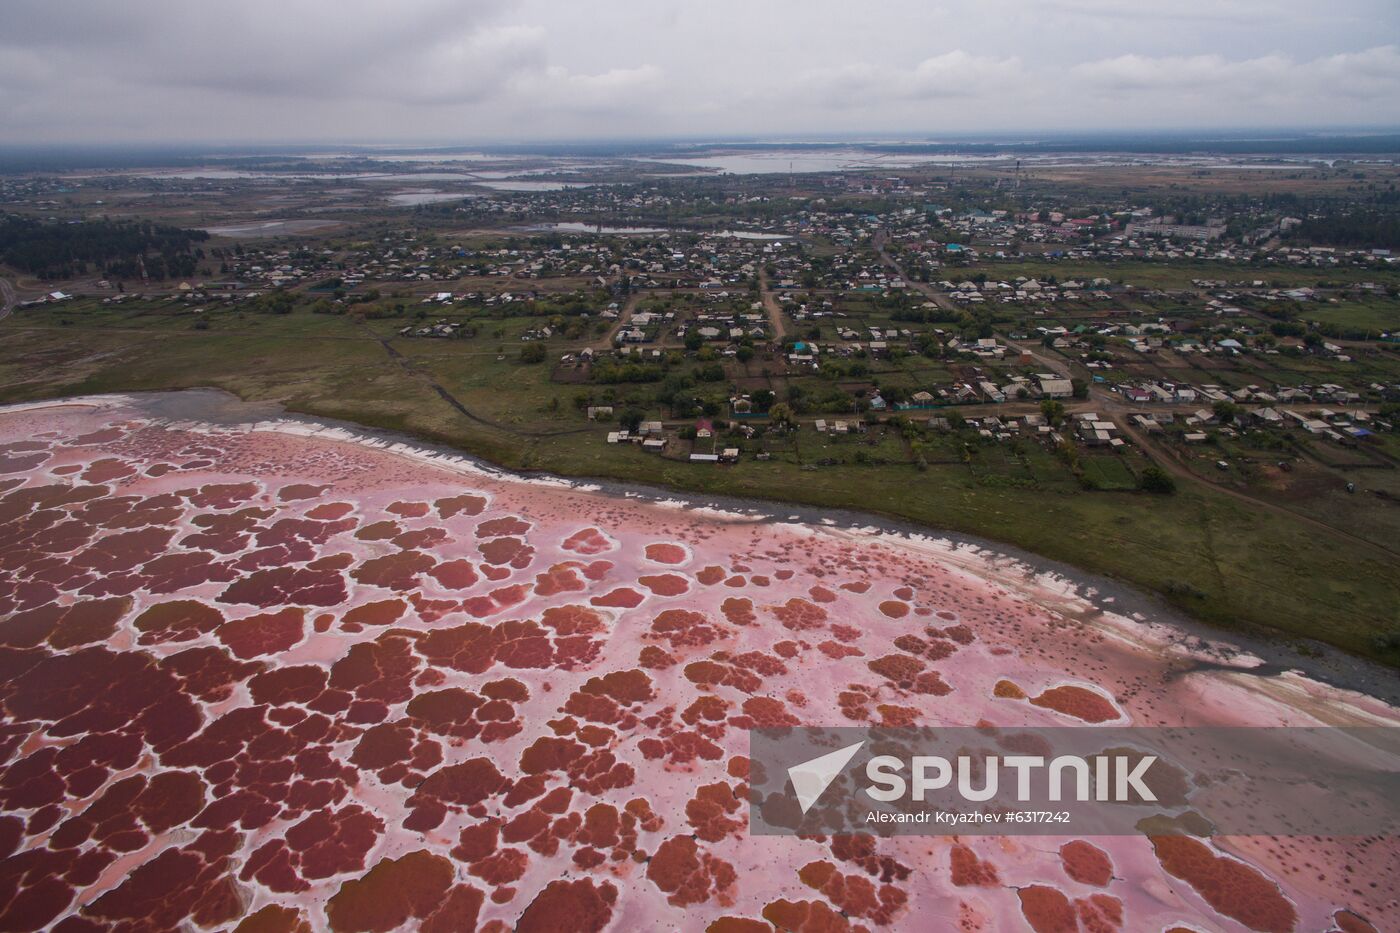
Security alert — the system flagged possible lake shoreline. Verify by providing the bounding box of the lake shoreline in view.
[10,386,1397,706]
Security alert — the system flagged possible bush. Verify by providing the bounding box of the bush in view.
[1139,466,1176,494]
[1372,630,1400,654]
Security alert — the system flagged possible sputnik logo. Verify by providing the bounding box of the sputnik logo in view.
[787,740,864,813]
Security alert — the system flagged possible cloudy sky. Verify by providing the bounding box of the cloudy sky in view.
[2,0,1398,144]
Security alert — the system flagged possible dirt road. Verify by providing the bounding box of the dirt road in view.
[757,270,787,341]
[594,292,642,351]
[0,277,17,322]
[1114,413,1397,560]
[873,230,963,317]
[868,233,1395,558]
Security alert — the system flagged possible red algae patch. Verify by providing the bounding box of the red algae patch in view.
[878,600,909,619]
[306,502,354,520]
[639,573,689,596]
[993,679,1027,699]
[1029,685,1121,723]
[645,542,689,564]
[341,599,406,627]
[561,526,613,554]
[1333,910,1379,933]
[516,878,616,933]
[278,483,329,501]
[216,608,305,658]
[761,899,862,932]
[590,586,645,608]
[771,597,827,630]
[1151,835,1298,932]
[1018,884,1079,933]
[3,596,131,649]
[1060,840,1113,887]
[427,558,478,589]
[324,850,458,932]
[950,843,1000,887]
[0,401,1392,933]
[647,835,737,907]
[133,599,224,644]
[798,859,908,925]
[434,493,487,518]
[721,597,756,626]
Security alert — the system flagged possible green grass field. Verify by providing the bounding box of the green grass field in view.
[1301,297,1400,334]
[981,259,1400,291]
[3,300,1398,665]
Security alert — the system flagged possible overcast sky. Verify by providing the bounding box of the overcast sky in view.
[2,0,1397,144]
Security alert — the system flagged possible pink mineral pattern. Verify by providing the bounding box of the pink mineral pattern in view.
[0,397,1394,932]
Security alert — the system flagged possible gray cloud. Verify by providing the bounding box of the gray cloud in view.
[0,0,1396,143]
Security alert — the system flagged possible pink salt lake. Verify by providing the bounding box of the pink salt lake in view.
[0,395,1394,933]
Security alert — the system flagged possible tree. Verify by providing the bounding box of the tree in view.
[519,343,547,364]
[769,403,794,428]
[1212,400,1241,424]
[1139,466,1176,494]
[619,409,645,432]
[1040,399,1066,425]
[1071,378,1089,399]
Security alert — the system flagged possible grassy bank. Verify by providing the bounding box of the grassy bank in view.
[2,303,1396,666]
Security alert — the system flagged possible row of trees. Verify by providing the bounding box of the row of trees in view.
[1285,209,1400,250]
[0,214,208,280]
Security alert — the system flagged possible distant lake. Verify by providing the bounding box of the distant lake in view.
[146,169,481,182]
[639,149,1010,174]
[387,191,477,205]
[475,180,596,191]
[202,219,343,237]
[520,222,788,240]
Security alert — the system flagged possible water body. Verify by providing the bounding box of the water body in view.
[474,179,596,191]
[1,390,1395,931]
[386,191,477,206]
[146,170,481,182]
[521,222,787,239]
[640,149,1011,174]
[201,219,343,237]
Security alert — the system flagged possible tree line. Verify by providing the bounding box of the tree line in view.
[0,214,209,280]
[1284,209,1400,250]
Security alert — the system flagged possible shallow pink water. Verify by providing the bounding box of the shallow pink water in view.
[0,398,1394,932]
